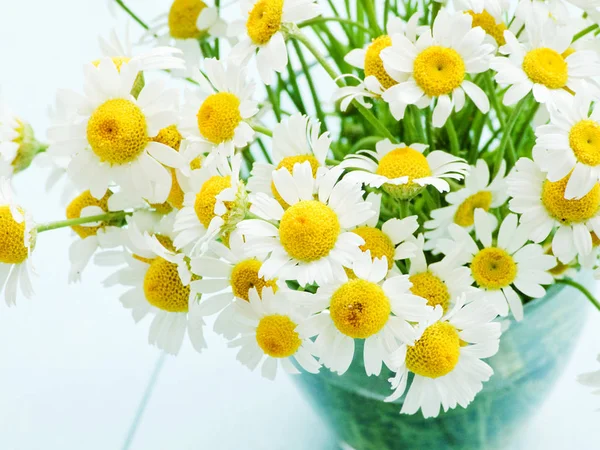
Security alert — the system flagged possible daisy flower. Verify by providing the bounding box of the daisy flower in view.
[247,113,330,207]
[228,0,321,85]
[228,286,321,380]
[174,153,247,255]
[340,138,469,200]
[180,57,258,160]
[491,18,600,106]
[0,109,28,177]
[0,178,35,306]
[333,14,421,116]
[534,93,600,200]
[104,225,205,355]
[385,296,501,418]
[189,229,283,339]
[438,210,556,321]
[296,251,434,376]
[143,0,226,75]
[239,163,374,286]
[424,159,507,250]
[380,10,494,127]
[454,0,510,47]
[47,59,184,203]
[507,157,600,263]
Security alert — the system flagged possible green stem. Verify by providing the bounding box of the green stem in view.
[555,278,600,312]
[250,123,273,137]
[114,0,149,30]
[494,98,526,174]
[36,211,130,233]
[299,17,372,35]
[445,119,460,155]
[292,40,327,131]
[573,24,599,42]
[360,0,383,36]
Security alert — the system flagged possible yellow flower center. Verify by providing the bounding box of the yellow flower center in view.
[152,125,185,210]
[569,120,600,167]
[246,0,284,45]
[0,206,28,264]
[143,257,190,312]
[87,99,148,165]
[329,279,391,339]
[353,226,395,270]
[230,258,278,301]
[66,191,112,239]
[409,271,451,313]
[467,10,506,46]
[406,322,460,378]
[190,156,203,170]
[197,92,242,144]
[91,57,131,72]
[194,175,232,228]
[522,48,568,89]
[168,0,208,39]
[471,247,517,289]
[453,191,493,227]
[364,35,397,90]
[278,200,340,262]
[255,314,302,358]
[413,46,465,97]
[376,147,432,199]
[541,175,600,223]
[270,155,320,208]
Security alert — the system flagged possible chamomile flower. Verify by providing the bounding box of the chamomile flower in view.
[228,286,321,380]
[228,0,321,85]
[238,164,374,286]
[180,58,258,160]
[296,252,434,376]
[454,0,509,47]
[340,139,469,200]
[380,10,494,127]
[247,113,330,207]
[334,14,421,115]
[189,230,283,339]
[105,227,205,355]
[408,234,476,314]
[534,93,600,200]
[144,0,226,75]
[507,157,600,263]
[0,178,35,306]
[491,18,600,106]
[0,110,27,177]
[65,190,122,283]
[385,296,501,418]
[48,59,184,203]
[174,153,247,255]
[439,211,555,321]
[424,159,507,250]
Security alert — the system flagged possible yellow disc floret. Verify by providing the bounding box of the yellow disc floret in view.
[168,0,207,39]
[143,257,190,312]
[230,258,278,301]
[92,57,131,72]
[409,271,451,313]
[522,48,568,89]
[329,279,391,339]
[352,226,395,269]
[453,191,493,227]
[271,155,320,208]
[152,125,185,209]
[413,46,466,97]
[246,0,284,45]
[467,10,506,46]
[194,175,233,228]
[569,120,600,166]
[541,174,600,223]
[364,36,397,90]
[0,206,28,264]
[197,92,242,144]
[406,322,460,378]
[279,200,340,262]
[255,314,302,358]
[471,247,517,289]
[87,99,148,165]
[66,191,111,239]
[376,147,432,199]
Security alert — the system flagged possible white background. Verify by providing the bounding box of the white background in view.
[0,1,599,449]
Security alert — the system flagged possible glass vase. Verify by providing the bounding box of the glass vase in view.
[294,273,593,450]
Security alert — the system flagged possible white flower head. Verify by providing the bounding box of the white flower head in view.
[454,0,510,47]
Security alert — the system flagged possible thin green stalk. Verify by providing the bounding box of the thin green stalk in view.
[300,17,372,35]
[265,85,282,122]
[293,40,327,130]
[250,123,273,137]
[360,0,383,36]
[494,98,526,174]
[574,24,599,42]
[555,278,600,312]
[284,57,308,115]
[445,119,460,155]
[256,138,273,164]
[114,0,149,30]
[36,211,130,233]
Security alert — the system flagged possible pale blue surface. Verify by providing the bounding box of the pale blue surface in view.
[0,1,599,449]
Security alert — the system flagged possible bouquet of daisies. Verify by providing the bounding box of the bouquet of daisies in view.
[2,0,600,419]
